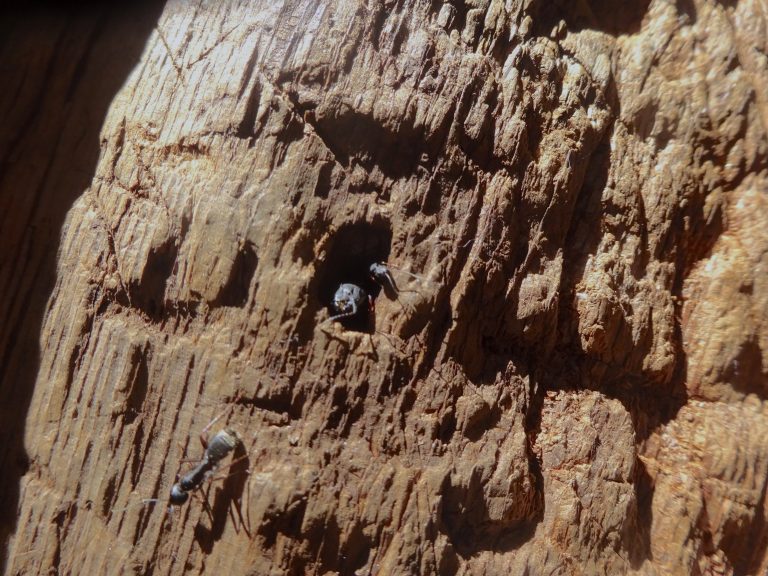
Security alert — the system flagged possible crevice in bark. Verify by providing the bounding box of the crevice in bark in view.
[129,237,178,320]
[440,477,540,558]
[746,478,768,574]
[235,52,262,139]
[628,455,653,567]
[316,219,393,333]
[124,344,151,425]
[312,160,335,199]
[101,472,119,520]
[338,519,372,574]
[129,422,147,489]
[211,240,259,308]
[313,107,428,180]
[531,0,652,36]
[440,373,543,557]
[258,493,310,548]
[233,378,295,418]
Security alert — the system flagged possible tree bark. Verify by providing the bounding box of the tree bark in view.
[2,1,767,575]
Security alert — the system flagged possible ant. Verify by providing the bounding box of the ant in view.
[170,423,241,505]
[142,409,245,515]
[369,262,398,297]
[369,261,428,297]
[327,283,373,323]
[327,262,425,325]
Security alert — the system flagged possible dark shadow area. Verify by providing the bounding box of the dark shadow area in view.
[256,487,309,553]
[124,344,151,426]
[691,329,762,396]
[531,0,651,36]
[316,220,392,333]
[128,236,179,319]
[675,0,698,23]
[556,116,612,332]
[0,3,164,571]
[438,371,544,558]
[460,398,501,443]
[268,509,372,576]
[194,444,251,551]
[336,520,371,575]
[545,99,689,566]
[232,377,295,419]
[439,473,542,559]
[628,454,654,568]
[212,241,259,308]
[746,478,768,574]
[130,225,260,318]
[292,96,448,184]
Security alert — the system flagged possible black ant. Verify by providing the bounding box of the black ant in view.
[141,409,246,517]
[327,262,423,325]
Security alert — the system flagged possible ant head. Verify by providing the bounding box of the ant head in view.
[169,484,189,505]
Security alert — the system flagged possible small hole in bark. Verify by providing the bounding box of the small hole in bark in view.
[129,237,178,318]
[212,241,258,308]
[102,475,118,518]
[317,220,392,332]
[327,385,349,430]
[313,161,334,199]
[533,0,651,35]
[439,408,457,442]
[122,344,149,425]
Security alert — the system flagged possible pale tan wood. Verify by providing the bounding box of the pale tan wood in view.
[1,1,767,574]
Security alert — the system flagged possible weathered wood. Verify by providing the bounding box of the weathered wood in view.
[1,1,767,574]
[0,5,165,572]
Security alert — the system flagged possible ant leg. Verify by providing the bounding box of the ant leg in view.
[325,301,359,324]
[198,486,215,524]
[228,504,238,533]
[229,495,251,537]
[387,263,427,282]
[206,453,251,483]
[325,310,352,323]
[372,263,399,294]
[177,457,202,464]
[375,329,399,348]
[199,406,234,450]
[219,446,252,535]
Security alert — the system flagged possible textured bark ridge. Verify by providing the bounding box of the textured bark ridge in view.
[2,1,767,574]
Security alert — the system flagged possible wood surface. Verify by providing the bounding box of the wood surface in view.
[1,1,767,574]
